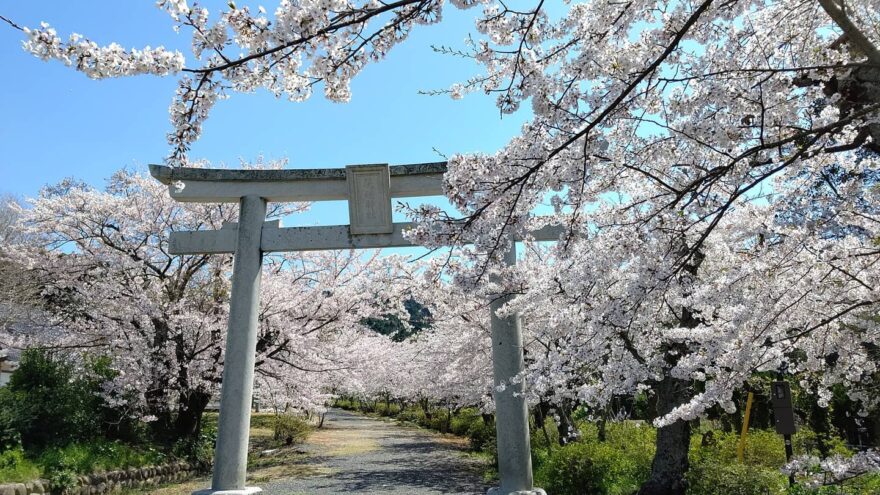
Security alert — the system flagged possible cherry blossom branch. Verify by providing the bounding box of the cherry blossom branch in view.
[0,14,23,31]
[182,0,428,75]
[817,0,880,64]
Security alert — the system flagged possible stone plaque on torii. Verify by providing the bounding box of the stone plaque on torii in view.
[150,162,554,495]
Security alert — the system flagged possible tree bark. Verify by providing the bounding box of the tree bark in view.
[534,404,554,452]
[637,376,692,495]
[175,390,211,439]
[808,384,832,457]
[555,401,578,446]
[482,413,495,426]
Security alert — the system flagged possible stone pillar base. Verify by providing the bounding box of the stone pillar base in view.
[192,487,262,495]
[487,488,546,495]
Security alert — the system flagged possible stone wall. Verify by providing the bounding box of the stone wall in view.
[0,461,208,495]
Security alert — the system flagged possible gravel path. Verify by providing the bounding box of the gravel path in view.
[260,408,491,495]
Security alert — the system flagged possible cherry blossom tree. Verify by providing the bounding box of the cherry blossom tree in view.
[1,166,419,440]
[405,2,880,491]
[0,195,43,334]
[332,266,496,416]
[6,0,880,491]
[501,201,878,490]
[1,0,457,165]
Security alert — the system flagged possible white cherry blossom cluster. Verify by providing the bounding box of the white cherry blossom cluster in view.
[8,0,880,480]
[784,450,880,487]
[22,22,184,78]
[13,1,458,164]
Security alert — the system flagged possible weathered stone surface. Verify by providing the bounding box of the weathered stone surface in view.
[29,480,45,494]
[346,165,393,235]
[149,162,447,185]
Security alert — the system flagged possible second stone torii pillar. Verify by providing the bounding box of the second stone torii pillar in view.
[488,243,546,495]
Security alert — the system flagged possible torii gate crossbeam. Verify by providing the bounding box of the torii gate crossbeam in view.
[150,162,549,495]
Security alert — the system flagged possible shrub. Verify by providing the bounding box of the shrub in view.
[791,429,851,458]
[272,415,311,445]
[686,461,788,495]
[36,440,165,475]
[450,409,482,436]
[47,468,79,492]
[172,422,216,464]
[691,429,786,470]
[467,420,496,452]
[2,350,106,449]
[0,388,21,451]
[397,407,431,428]
[0,448,41,483]
[375,402,402,417]
[536,437,651,495]
[602,422,655,474]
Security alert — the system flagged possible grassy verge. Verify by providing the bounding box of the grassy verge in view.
[0,441,167,484]
[119,412,315,494]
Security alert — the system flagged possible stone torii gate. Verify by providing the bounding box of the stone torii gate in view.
[150,162,552,495]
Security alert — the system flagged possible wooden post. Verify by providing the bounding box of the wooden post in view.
[737,391,754,463]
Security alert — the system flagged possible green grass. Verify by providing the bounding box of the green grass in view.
[0,441,166,484]
[531,420,880,495]
[35,440,166,475]
[0,448,41,483]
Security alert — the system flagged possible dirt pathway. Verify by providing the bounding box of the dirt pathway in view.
[159,409,491,495]
[257,408,490,494]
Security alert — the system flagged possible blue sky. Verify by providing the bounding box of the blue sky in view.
[0,2,534,231]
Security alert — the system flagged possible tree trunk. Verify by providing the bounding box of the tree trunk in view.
[556,402,577,446]
[869,409,880,447]
[808,386,832,457]
[445,404,453,433]
[638,247,704,494]
[534,404,554,453]
[420,398,432,420]
[638,376,691,495]
[175,390,211,440]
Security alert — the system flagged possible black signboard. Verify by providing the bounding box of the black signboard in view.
[771,381,797,435]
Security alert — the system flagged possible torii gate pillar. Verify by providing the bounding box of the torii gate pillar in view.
[196,195,266,495]
[489,243,545,495]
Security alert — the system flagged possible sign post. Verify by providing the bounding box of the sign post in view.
[736,391,754,463]
[772,366,797,487]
